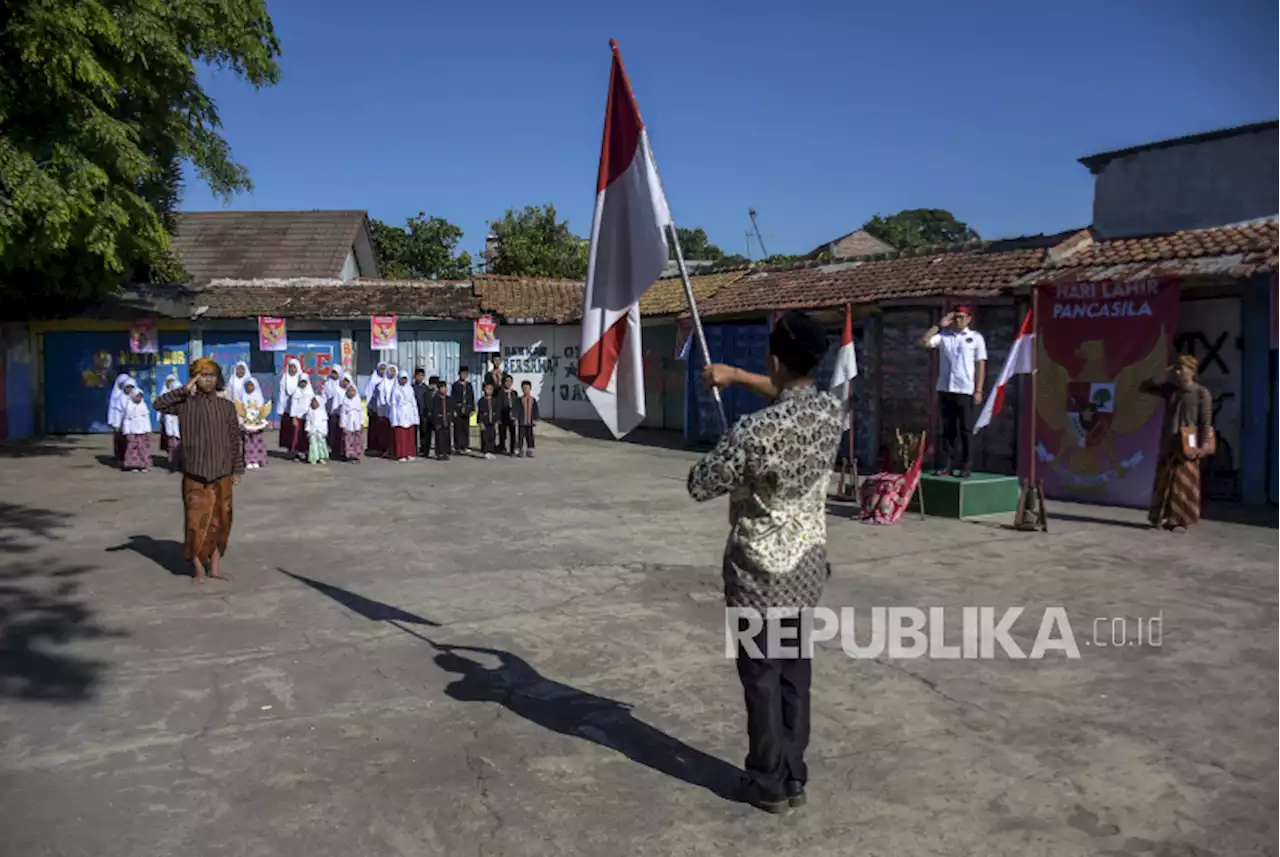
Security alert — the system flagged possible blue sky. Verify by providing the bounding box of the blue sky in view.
[183,0,1278,258]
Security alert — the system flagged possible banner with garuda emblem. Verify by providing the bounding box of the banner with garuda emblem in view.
[1035,279,1179,507]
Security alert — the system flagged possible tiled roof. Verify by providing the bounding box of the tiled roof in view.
[171,211,372,284]
[473,275,585,324]
[1026,220,1279,284]
[689,249,1046,318]
[640,269,750,316]
[197,279,479,319]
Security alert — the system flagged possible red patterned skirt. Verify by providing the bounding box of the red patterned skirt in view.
[123,433,151,470]
[243,431,268,467]
[341,429,363,461]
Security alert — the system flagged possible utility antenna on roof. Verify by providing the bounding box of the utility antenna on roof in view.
[748,208,769,259]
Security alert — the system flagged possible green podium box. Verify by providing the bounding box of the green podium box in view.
[911,472,1021,519]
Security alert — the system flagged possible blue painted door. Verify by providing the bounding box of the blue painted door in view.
[685,323,770,443]
[44,331,190,433]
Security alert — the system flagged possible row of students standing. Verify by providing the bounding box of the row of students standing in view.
[270,359,366,465]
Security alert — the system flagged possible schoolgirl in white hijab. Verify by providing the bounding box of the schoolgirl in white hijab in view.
[338,382,364,462]
[107,373,134,461]
[159,374,182,470]
[389,370,420,462]
[238,377,270,469]
[120,384,153,472]
[287,374,315,460]
[304,391,330,464]
[228,361,250,402]
[277,358,303,451]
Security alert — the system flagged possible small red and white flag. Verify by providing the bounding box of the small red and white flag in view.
[578,41,672,438]
[828,305,857,395]
[973,307,1034,433]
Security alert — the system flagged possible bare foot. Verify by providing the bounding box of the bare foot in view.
[209,568,234,581]
[192,559,207,584]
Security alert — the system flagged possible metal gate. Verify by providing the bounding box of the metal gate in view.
[356,330,461,394]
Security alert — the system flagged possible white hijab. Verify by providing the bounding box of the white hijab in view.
[122,390,152,435]
[107,373,133,426]
[228,362,250,402]
[304,394,329,434]
[364,362,387,400]
[288,378,314,419]
[161,375,181,437]
[328,373,352,415]
[277,359,302,416]
[339,386,363,432]
[379,365,400,414]
[241,377,265,409]
[391,375,419,427]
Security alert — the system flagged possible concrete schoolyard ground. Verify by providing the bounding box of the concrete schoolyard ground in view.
[0,430,1275,857]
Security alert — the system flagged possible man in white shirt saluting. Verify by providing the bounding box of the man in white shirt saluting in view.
[918,304,987,478]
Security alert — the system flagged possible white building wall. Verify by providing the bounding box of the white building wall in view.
[497,324,598,422]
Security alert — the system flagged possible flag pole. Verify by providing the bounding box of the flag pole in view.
[1016,285,1047,531]
[668,222,728,432]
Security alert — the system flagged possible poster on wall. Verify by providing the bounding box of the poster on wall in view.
[44,331,188,433]
[474,315,500,353]
[259,316,288,352]
[371,315,398,350]
[129,318,158,354]
[1035,279,1179,508]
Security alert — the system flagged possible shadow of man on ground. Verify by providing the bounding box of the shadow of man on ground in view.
[435,644,742,802]
[106,535,190,577]
[277,569,742,803]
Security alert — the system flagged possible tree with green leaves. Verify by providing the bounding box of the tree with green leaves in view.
[487,204,588,279]
[371,214,473,280]
[670,226,725,261]
[861,209,980,254]
[0,0,282,315]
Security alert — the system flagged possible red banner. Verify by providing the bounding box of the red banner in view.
[1035,279,1179,507]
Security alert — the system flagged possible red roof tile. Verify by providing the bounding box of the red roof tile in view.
[473,275,585,324]
[689,249,1046,318]
[197,279,478,319]
[1047,221,1278,269]
[640,269,749,316]
[173,211,374,283]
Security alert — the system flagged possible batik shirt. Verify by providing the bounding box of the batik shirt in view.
[687,386,846,610]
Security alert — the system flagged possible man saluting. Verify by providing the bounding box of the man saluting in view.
[153,358,244,584]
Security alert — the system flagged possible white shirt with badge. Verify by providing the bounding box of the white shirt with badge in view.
[928,328,987,395]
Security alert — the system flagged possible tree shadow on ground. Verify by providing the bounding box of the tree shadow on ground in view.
[105,536,190,577]
[279,569,742,803]
[545,420,706,454]
[0,502,123,703]
[0,437,87,459]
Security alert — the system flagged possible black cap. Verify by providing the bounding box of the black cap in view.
[769,311,830,376]
[502,372,513,382]
[459,365,469,373]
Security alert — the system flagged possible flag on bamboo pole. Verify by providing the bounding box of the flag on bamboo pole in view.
[973,307,1034,433]
[578,40,672,438]
[828,305,858,395]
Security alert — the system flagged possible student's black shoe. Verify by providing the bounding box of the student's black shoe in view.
[955,470,972,478]
[785,781,807,808]
[932,469,950,477]
[737,780,789,814]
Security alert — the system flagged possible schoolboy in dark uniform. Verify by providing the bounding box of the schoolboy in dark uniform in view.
[427,379,451,460]
[412,368,431,457]
[496,373,519,455]
[477,379,498,459]
[450,366,476,456]
[516,379,540,458]
[485,355,504,399]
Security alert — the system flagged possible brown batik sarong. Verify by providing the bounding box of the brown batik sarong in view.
[182,475,234,564]
[1148,451,1201,528]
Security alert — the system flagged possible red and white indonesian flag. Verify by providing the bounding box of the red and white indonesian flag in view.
[828,306,858,395]
[973,307,1034,433]
[578,41,672,438]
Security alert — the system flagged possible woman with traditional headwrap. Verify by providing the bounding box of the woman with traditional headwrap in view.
[1141,354,1213,532]
[159,374,183,471]
[389,370,420,462]
[154,357,244,583]
[107,373,133,461]
[121,382,153,472]
[228,361,250,402]
[277,358,303,450]
[237,377,271,469]
[338,382,365,462]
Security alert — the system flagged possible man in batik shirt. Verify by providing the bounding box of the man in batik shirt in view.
[689,311,845,813]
